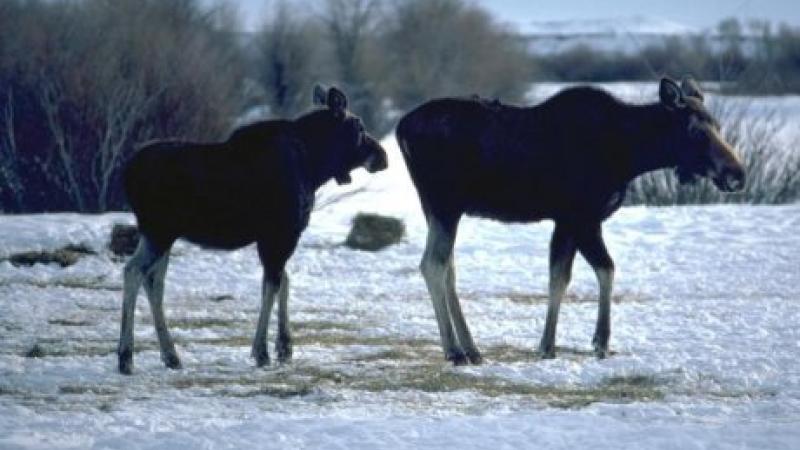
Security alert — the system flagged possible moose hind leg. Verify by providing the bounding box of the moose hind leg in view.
[275,271,292,363]
[538,224,577,359]
[421,216,465,364]
[118,236,164,375]
[446,257,482,364]
[143,252,181,369]
[576,226,615,358]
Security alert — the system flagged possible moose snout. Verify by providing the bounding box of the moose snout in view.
[705,126,746,193]
[715,165,746,192]
[363,136,388,173]
[726,167,746,191]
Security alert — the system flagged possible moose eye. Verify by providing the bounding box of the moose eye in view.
[687,116,705,136]
[352,120,365,142]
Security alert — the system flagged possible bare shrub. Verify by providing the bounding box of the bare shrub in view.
[381,0,531,110]
[255,2,324,119]
[0,0,245,212]
[321,0,391,135]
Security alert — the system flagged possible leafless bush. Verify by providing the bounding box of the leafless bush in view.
[381,0,531,110]
[251,0,391,133]
[255,2,324,119]
[627,101,800,205]
[320,0,391,135]
[0,0,245,212]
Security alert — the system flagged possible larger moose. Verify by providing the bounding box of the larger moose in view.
[118,85,387,374]
[397,77,745,364]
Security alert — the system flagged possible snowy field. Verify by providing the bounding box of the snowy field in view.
[2,88,800,448]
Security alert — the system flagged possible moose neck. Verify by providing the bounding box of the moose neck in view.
[293,113,339,192]
[620,102,680,183]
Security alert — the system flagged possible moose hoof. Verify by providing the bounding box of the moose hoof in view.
[537,346,556,360]
[592,334,610,359]
[163,352,183,370]
[118,348,133,375]
[276,339,293,364]
[593,344,610,359]
[446,349,469,366]
[253,348,270,367]
[466,350,483,365]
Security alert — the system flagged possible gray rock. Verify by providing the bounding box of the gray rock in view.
[109,224,140,256]
[344,213,405,251]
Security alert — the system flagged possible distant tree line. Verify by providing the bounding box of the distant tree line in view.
[534,18,800,94]
[254,0,530,135]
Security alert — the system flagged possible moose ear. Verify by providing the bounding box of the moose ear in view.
[327,86,348,119]
[659,77,685,110]
[680,76,704,102]
[313,84,328,106]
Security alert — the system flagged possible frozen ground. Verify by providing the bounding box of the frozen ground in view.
[2,124,800,447]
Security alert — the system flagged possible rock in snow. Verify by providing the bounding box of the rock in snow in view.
[344,213,405,251]
[108,223,139,256]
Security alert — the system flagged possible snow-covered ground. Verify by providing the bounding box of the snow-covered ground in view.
[2,93,800,448]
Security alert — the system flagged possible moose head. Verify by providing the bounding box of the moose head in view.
[311,85,388,185]
[659,77,746,192]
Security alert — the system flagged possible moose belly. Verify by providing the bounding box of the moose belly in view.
[464,180,552,223]
[182,224,258,250]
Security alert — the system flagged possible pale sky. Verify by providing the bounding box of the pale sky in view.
[229,0,800,31]
[479,0,800,29]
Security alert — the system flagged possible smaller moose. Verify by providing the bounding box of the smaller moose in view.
[118,85,387,374]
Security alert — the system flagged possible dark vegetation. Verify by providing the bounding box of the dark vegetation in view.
[344,213,405,251]
[253,0,530,137]
[5,243,94,267]
[0,0,244,213]
[535,18,800,95]
[0,0,798,213]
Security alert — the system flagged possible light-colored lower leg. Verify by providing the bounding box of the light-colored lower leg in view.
[592,266,614,357]
[252,273,279,367]
[538,227,576,359]
[143,254,181,369]
[539,265,571,358]
[119,263,142,374]
[118,238,160,375]
[576,227,615,358]
[421,220,463,363]
[445,259,481,363]
[275,271,292,363]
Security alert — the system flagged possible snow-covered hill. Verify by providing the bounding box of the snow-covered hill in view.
[521,16,697,37]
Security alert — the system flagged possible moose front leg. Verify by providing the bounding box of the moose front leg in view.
[252,270,280,367]
[538,224,577,359]
[274,271,292,363]
[576,225,615,358]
